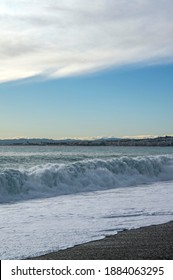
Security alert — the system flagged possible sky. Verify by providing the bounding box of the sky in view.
[0,0,173,139]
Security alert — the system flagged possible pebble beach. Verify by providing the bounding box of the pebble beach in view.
[31,221,173,260]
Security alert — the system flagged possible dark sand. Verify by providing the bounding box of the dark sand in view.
[31,221,173,260]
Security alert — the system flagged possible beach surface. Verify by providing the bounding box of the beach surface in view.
[31,221,173,260]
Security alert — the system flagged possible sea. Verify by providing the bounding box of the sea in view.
[0,145,173,259]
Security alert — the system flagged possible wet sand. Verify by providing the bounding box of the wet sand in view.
[31,221,173,260]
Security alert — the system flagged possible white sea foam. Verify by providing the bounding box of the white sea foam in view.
[0,147,173,259]
[1,181,173,259]
[0,155,173,203]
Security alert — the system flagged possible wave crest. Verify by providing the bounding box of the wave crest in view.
[0,155,173,203]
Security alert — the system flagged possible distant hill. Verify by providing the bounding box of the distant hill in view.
[0,136,173,146]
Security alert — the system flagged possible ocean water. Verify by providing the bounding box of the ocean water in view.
[0,145,173,259]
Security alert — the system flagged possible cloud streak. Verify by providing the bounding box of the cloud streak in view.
[0,0,173,82]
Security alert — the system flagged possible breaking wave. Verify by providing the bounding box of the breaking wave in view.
[0,155,173,203]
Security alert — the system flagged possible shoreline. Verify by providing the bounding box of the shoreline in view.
[30,221,173,260]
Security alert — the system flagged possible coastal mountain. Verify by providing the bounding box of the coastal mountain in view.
[0,136,173,146]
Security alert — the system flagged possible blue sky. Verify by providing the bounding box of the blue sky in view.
[0,0,173,139]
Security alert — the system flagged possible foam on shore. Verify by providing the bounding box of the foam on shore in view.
[31,221,173,260]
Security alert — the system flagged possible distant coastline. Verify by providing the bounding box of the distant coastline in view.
[0,136,173,147]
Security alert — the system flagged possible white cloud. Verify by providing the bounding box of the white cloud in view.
[0,0,173,82]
